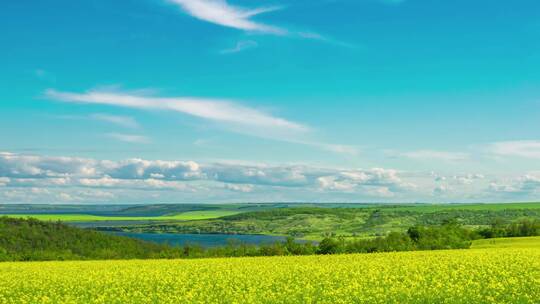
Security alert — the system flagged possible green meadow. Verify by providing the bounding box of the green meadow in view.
[378,202,540,213]
[3,202,540,241]
[471,236,540,249]
[3,210,240,222]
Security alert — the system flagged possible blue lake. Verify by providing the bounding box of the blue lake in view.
[109,232,289,247]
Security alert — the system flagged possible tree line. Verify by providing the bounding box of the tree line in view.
[0,217,181,261]
[0,217,538,261]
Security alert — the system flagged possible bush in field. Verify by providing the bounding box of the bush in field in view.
[317,237,344,255]
[479,219,540,239]
[407,220,475,250]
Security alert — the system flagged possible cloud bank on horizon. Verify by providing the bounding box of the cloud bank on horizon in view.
[0,152,539,204]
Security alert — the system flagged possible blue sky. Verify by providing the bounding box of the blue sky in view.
[1,0,539,203]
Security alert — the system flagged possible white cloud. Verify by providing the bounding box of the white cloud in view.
[46,88,356,155]
[57,192,75,202]
[106,133,150,144]
[207,163,309,187]
[317,176,355,192]
[434,176,446,182]
[449,174,485,185]
[0,186,116,203]
[316,168,412,196]
[363,186,395,198]
[168,0,285,34]
[46,88,307,135]
[90,114,139,129]
[30,188,51,195]
[220,40,258,54]
[0,152,410,193]
[401,150,469,161]
[167,0,340,44]
[297,31,358,48]
[0,177,10,187]
[488,182,521,194]
[3,151,537,203]
[522,174,540,190]
[488,140,540,159]
[78,176,192,191]
[224,183,254,193]
[490,174,540,195]
[0,152,98,178]
[433,184,451,196]
[78,176,120,188]
[80,190,116,200]
[298,32,324,40]
[108,158,204,180]
[313,143,359,156]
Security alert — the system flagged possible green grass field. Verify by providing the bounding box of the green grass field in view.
[3,202,540,240]
[2,210,240,222]
[109,202,539,240]
[380,202,540,213]
[471,236,540,249]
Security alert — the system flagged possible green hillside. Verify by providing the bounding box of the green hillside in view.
[108,203,540,240]
[471,236,540,249]
[3,210,239,222]
[0,217,182,261]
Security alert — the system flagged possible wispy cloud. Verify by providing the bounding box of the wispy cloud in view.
[289,140,359,156]
[90,114,139,129]
[46,88,307,133]
[45,88,360,155]
[487,140,540,159]
[297,32,358,48]
[106,133,150,144]
[168,0,286,34]
[167,0,345,45]
[400,150,469,162]
[220,40,258,54]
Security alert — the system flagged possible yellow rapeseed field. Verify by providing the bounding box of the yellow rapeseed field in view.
[0,248,538,304]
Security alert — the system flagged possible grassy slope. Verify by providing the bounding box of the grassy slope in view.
[471,236,540,249]
[109,202,540,240]
[0,203,314,222]
[3,210,240,222]
[380,202,540,212]
[106,208,373,240]
[4,202,540,240]
[6,202,539,221]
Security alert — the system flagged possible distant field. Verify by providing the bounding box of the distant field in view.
[472,236,540,249]
[101,202,540,240]
[4,202,540,240]
[0,247,538,303]
[2,210,240,222]
[380,202,540,213]
[170,210,241,220]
